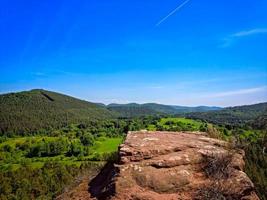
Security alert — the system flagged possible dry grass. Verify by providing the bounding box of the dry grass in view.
[194,184,238,200]
[203,152,233,179]
[206,125,223,140]
[194,186,227,200]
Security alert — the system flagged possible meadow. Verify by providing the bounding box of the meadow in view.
[147,117,206,132]
[0,135,122,172]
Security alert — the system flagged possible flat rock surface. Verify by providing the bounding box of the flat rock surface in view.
[81,131,259,200]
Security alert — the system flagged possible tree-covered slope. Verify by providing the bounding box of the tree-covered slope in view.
[107,103,162,118]
[171,105,222,113]
[186,102,267,128]
[107,103,222,118]
[0,89,116,134]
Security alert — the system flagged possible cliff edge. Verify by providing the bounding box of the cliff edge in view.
[89,131,259,200]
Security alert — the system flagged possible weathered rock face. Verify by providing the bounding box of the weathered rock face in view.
[90,131,259,200]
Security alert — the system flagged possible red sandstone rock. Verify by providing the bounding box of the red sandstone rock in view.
[90,131,259,200]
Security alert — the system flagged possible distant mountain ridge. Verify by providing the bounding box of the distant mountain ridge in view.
[107,103,222,117]
[186,102,267,127]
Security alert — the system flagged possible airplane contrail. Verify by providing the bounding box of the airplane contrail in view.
[155,0,191,26]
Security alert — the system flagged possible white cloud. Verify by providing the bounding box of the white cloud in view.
[202,86,267,98]
[220,28,267,47]
[232,28,267,37]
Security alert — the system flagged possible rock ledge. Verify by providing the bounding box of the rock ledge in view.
[90,131,259,200]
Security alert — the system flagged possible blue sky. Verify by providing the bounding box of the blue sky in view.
[0,0,267,106]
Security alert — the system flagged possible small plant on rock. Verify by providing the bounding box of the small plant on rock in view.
[203,152,233,179]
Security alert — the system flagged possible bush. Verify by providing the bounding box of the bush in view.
[1,144,13,152]
[66,141,84,157]
[90,151,118,162]
[27,139,68,158]
[80,132,95,146]
[207,125,222,139]
[202,153,233,179]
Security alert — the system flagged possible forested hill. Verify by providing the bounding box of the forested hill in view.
[0,89,116,135]
[186,102,267,128]
[107,103,168,118]
[107,103,222,118]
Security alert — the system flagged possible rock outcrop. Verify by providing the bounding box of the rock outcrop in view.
[89,131,259,200]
